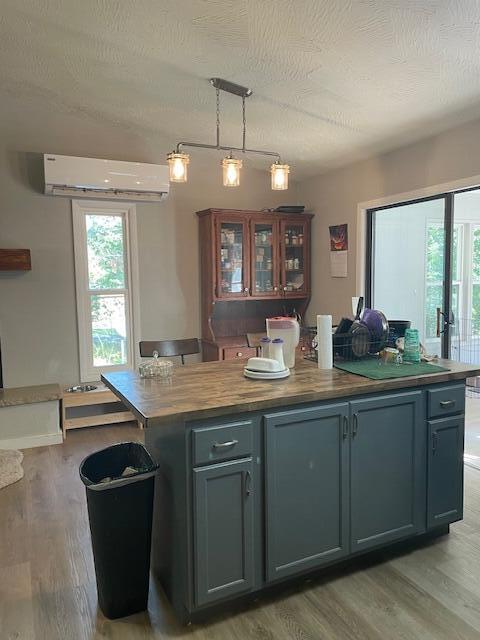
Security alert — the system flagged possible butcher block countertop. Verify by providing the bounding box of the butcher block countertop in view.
[102,358,480,427]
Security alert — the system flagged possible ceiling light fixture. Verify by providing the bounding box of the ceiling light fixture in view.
[167,151,189,183]
[271,161,290,191]
[167,78,290,189]
[222,153,242,187]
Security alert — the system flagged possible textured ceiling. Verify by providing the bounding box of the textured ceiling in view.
[2,1,480,177]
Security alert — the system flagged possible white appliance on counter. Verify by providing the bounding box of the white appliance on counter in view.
[266,316,300,368]
[44,154,170,202]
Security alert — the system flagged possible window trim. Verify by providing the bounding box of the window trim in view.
[72,200,141,382]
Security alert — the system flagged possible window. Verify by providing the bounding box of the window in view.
[72,201,140,381]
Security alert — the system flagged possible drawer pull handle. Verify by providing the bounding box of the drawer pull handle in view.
[432,432,438,453]
[440,400,455,408]
[342,415,349,439]
[213,439,239,450]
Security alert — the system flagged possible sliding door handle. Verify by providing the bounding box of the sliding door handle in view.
[436,307,445,337]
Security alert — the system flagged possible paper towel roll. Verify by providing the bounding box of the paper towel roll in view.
[317,315,333,369]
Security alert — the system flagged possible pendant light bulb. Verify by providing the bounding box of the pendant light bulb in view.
[222,154,242,187]
[167,151,190,183]
[271,161,290,190]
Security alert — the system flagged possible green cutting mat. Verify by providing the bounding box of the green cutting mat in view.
[334,359,449,380]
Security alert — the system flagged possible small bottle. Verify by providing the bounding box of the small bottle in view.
[403,328,420,363]
[260,337,271,359]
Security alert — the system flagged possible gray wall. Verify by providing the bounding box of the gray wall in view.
[0,107,297,386]
[300,116,480,324]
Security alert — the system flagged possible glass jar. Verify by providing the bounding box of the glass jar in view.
[139,351,173,379]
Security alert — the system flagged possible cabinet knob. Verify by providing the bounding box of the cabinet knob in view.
[283,286,288,292]
[273,286,278,292]
[244,287,249,294]
[236,352,243,357]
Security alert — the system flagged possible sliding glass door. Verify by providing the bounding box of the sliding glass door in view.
[449,190,480,365]
[368,196,448,357]
[367,187,480,363]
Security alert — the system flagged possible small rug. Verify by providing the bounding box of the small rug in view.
[334,360,450,380]
[0,449,24,489]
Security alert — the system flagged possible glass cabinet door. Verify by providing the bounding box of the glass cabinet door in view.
[217,219,249,297]
[251,219,278,296]
[281,220,308,296]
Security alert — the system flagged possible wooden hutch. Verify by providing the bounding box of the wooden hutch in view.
[197,208,314,361]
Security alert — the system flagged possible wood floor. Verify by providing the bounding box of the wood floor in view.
[2,424,480,640]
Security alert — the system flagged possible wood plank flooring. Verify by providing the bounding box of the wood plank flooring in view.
[2,423,480,639]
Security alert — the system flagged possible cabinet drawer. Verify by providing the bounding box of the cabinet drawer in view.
[223,347,257,360]
[428,384,465,419]
[192,420,253,466]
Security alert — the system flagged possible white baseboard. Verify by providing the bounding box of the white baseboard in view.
[0,432,63,450]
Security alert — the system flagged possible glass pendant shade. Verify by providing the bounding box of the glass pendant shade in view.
[271,162,290,190]
[222,156,242,187]
[167,152,190,183]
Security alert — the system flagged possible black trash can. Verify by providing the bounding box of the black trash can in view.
[79,442,158,619]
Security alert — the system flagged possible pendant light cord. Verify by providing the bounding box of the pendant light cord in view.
[216,88,220,149]
[242,97,246,152]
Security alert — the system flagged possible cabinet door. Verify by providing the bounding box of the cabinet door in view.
[427,415,464,529]
[193,458,254,606]
[250,218,280,297]
[265,403,350,582]
[280,219,309,297]
[216,217,250,298]
[350,391,425,552]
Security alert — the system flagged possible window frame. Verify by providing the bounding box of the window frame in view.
[72,200,141,382]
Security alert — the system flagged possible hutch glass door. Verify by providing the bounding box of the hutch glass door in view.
[251,220,278,296]
[281,220,308,296]
[217,219,248,298]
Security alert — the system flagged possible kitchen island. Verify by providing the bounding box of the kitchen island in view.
[103,358,480,623]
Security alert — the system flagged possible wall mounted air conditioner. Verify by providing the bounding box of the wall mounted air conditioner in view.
[44,154,170,202]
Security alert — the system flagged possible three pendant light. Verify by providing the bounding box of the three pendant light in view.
[166,78,290,190]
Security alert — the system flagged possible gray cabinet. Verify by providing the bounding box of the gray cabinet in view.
[265,403,350,581]
[193,457,254,606]
[350,391,425,552]
[427,415,464,528]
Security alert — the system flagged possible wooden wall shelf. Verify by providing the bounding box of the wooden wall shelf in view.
[0,249,31,271]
